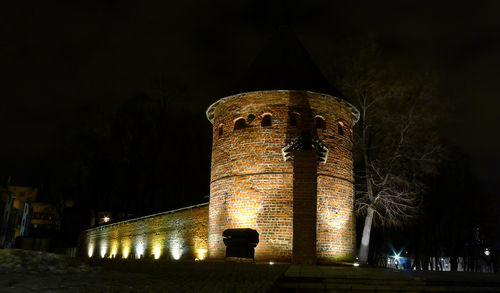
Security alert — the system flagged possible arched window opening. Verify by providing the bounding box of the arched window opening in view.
[337,121,345,136]
[315,116,325,129]
[289,112,300,126]
[261,113,272,127]
[218,124,224,136]
[234,118,246,130]
[247,114,256,124]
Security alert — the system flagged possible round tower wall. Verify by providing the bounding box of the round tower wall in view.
[207,90,356,262]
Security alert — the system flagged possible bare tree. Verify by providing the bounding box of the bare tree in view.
[335,42,442,264]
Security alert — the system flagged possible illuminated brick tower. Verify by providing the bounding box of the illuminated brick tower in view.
[206,28,359,263]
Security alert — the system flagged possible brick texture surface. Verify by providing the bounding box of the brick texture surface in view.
[78,90,356,264]
[78,204,209,261]
[292,151,318,264]
[208,90,356,262]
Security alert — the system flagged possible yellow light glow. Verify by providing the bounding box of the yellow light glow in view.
[88,243,94,258]
[324,206,346,231]
[153,246,161,260]
[235,210,254,227]
[330,218,343,230]
[122,238,131,259]
[195,248,207,261]
[231,187,262,228]
[100,242,108,258]
[151,233,165,260]
[110,240,118,258]
[122,247,130,259]
[233,203,261,228]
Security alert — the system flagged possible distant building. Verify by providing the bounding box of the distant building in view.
[30,202,61,236]
[0,185,62,249]
[0,186,38,248]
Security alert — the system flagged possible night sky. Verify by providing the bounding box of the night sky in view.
[1,1,499,214]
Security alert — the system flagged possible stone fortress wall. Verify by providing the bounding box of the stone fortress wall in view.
[207,90,357,263]
[78,90,357,264]
[79,203,209,261]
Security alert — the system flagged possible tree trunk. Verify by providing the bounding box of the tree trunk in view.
[358,206,375,263]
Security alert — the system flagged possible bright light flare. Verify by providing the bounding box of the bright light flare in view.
[196,248,207,261]
[136,242,145,259]
[171,242,182,260]
[100,243,108,258]
[153,246,161,260]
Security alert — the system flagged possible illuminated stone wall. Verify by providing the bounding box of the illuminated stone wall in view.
[79,90,357,264]
[79,203,209,261]
[207,90,357,262]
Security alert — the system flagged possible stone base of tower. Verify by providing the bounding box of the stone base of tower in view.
[207,173,294,263]
[207,173,356,264]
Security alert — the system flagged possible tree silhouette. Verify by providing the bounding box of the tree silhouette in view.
[56,76,210,226]
[335,41,444,264]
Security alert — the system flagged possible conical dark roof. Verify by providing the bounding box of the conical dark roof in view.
[232,27,345,99]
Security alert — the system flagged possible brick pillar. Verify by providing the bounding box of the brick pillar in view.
[292,150,318,264]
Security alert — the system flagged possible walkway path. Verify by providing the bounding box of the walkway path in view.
[277,265,500,292]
